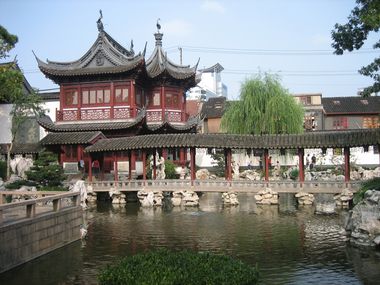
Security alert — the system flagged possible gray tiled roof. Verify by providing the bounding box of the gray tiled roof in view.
[35,31,144,82]
[38,110,198,134]
[322,96,380,114]
[37,111,146,132]
[146,32,198,82]
[201,97,227,119]
[85,128,380,153]
[40,131,105,145]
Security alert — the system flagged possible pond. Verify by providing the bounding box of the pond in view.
[1,193,380,284]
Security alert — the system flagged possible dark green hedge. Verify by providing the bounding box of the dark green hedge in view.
[98,249,259,285]
[0,160,6,181]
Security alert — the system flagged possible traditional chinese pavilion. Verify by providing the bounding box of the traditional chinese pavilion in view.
[37,17,200,176]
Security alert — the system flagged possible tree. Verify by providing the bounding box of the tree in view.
[220,74,304,135]
[331,0,380,96]
[0,25,23,102]
[25,151,67,190]
[0,25,44,179]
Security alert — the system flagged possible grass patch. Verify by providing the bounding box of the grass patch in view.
[98,249,259,285]
[353,177,380,205]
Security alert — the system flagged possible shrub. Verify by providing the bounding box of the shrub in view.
[5,179,37,189]
[98,249,259,285]
[0,160,6,181]
[289,168,299,180]
[164,160,177,179]
[353,177,380,205]
[25,151,66,188]
[146,159,179,179]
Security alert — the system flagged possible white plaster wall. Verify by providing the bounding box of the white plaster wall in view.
[195,147,379,168]
[0,104,12,144]
[39,101,59,139]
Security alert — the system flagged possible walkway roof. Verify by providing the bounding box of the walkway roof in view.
[85,128,380,153]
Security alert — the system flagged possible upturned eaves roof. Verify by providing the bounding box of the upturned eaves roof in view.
[40,131,105,145]
[35,31,144,78]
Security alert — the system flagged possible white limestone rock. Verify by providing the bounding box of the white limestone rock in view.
[137,190,163,207]
[222,192,239,206]
[196,169,210,180]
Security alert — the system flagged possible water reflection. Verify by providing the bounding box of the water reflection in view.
[0,192,379,285]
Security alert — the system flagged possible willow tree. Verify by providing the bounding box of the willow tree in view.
[221,74,304,135]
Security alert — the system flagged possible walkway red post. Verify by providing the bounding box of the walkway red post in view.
[344,147,350,183]
[142,149,147,185]
[88,156,93,182]
[225,148,232,181]
[153,151,157,179]
[298,148,305,185]
[128,150,132,180]
[190,147,196,186]
[113,152,118,182]
[264,149,269,182]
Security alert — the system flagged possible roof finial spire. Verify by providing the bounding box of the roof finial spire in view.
[154,18,163,47]
[156,18,161,33]
[97,9,104,32]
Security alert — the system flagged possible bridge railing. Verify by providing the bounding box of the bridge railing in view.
[0,192,80,225]
[87,179,361,193]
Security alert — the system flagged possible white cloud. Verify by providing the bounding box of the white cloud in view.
[163,19,193,38]
[201,0,225,14]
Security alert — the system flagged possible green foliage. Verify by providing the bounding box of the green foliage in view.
[146,157,179,179]
[289,168,299,180]
[0,160,6,180]
[5,179,37,189]
[221,74,304,135]
[164,160,177,179]
[98,249,259,285]
[0,25,18,59]
[353,177,380,204]
[331,0,380,96]
[25,151,66,188]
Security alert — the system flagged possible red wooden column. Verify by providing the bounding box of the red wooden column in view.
[190,147,196,186]
[161,86,165,121]
[224,148,232,181]
[142,149,147,185]
[153,151,157,179]
[60,145,65,165]
[110,82,115,119]
[128,151,133,180]
[130,80,136,117]
[88,155,93,182]
[298,148,305,184]
[264,149,269,182]
[179,147,185,166]
[113,152,118,182]
[344,147,350,183]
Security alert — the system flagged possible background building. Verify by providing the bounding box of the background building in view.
[187,63,227,101]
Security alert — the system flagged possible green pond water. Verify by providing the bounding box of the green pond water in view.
[1,192,380,285]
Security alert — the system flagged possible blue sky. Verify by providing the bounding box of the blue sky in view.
[1,0,378,99]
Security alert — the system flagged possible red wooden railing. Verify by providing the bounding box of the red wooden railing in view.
[56,107,188,123]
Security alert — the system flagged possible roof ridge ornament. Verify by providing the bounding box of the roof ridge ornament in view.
[97,9,104,32]
[154,18,163,47]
